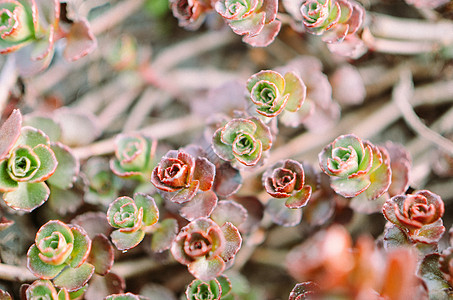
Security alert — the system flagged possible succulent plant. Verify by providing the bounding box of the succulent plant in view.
[383,190,445,244]
[318,134,391,202]
[212,117,272,167]
[246,70,306,118]
[27,220,94,292]
[171,217,242,281]
[170,0,214,30]
[0,111,59,211]
[151,149,216,204]
[110,133,156,181]
[214,0,281,47]
[0,0,96,76]
[104,292,147,300]
[24,279,70,300]
[107,193,159,251]
[185,275,232,300]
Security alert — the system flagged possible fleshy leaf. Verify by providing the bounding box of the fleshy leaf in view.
[151,218,178,253]
[23,115,62,142]
[211,200,247,227]
[170,180,200,204]
[212,162,242,198]
[219,222,242,262]
[63,19,97,61]
[180,191,218,221]
[68,225,92,268]
[48,185,84,215]
[53,262,95,292]
[46,143,79,189]
[266,198,302,227]
[17,126,50,148]
[285,186,312,209]
[418,254,451,297]
[4,181,50,212]
[0,159,19,192]
[88,234,114,275]
[54,109,100,147]
[84,273,125,299]
[29,145,58,183]
[0,109,22,160]
[27,244,66,279]
[283,71,306,112]
[383,224,410,250]
[193,157,216,191]
[330,176,370,198]
[134,193,159,227]
[111,229,145,251]
[188,256,226,282]
[212,129,235,161]
[411,219,446,244]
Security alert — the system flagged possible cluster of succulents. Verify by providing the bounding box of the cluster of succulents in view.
[0,0,453,299]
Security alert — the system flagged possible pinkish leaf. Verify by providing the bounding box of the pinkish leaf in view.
[0,109,21,160]
[211,200,247,227]
[85,273,125,300]
[71,212,112,240]
[179,190,218,221]
[88,234,114,276]
[188,256,225,281]
[411,219,446,244]
[266,198,302,227]
[151,218,178,253]
[171,180,200,204]
[285,186,312,209]
[219,222,242,262]
[63,19,97,61]
[243,20,281,47]
[228,12,266,36]
[212,162,242,198]
[193,157,216,191]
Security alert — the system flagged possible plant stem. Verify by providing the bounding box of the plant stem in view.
[0,263,36,282]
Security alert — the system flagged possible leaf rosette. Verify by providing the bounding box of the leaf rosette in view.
[171,218,242,281]
[110,133,156,181]
[151,149,215,204]
[0,0,36,52]
[24,279,70,300]
[27,220,94,292]
[246,70,306,118]
[0,125,58,211]
[214,0,281,47]
[382,190,445,244]
[186,275,232,300]
[318,134,391,201]
[212,117,272,167]
[263,159,312,209]
[107,193,159,251]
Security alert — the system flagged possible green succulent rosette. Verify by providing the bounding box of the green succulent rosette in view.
[0,125,58,212]
[212,117,272,167]
[27,220,94,292]
[186,275,233,300]
[0,0,36,54]
[318,134,391,201]
[246,70,306,118]
[107,193,159,251]
[24,279,70,300]
[110,133,156,181]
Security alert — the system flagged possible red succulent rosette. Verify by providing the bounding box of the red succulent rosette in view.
[263,159,312,209]
[151,150,215,204]
[170,218,242,281]
[383,190,445,244]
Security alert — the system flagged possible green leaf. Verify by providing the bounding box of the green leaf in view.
[383,224,410,250]
[48,185,84,215]
[111,229,145,251]
[134,193,159,227]
[36,220,74,245]
[17,126,50,148]
[0,159,18,192]
[330,176,370,198]
[151,218,178,253]
[29,145,58,183]
[23,115,62,142]
[68,225,91,268]
[46,142,79,189]
[188,256,226,282]
[3,181,50,212]
[53,262,94,292]
[266,198,302,227]
[27,244,65,279]
[283,71,306,112]
[247,70,285,94]
[212,129,235,161]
